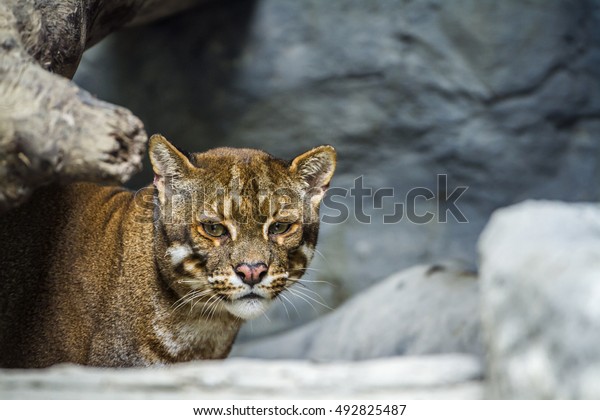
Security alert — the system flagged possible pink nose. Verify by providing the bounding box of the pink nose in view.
[235,263,268,286]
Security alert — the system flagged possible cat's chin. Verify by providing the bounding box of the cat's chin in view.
[224,297,272,320]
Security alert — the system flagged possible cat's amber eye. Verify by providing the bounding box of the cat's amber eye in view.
[201,223,228,237]
[268,222,291,235]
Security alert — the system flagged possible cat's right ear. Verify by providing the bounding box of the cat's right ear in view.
[149,135,196,203]
[149,134,194,184]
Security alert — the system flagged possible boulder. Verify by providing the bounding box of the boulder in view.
[479,200,600,399]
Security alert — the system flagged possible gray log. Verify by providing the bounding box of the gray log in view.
[0,0,204,210]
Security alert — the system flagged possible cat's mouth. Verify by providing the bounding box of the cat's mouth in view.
[238,292,264,300]
[223,291,272,319]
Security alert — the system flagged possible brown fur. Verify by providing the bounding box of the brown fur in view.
[0,135,336,368]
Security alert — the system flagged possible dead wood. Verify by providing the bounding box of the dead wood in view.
[0,0,205,211]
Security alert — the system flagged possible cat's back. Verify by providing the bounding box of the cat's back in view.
[0,182,142,367]
[0,182,135,275]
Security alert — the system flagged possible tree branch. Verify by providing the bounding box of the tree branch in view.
[0,0,205,211]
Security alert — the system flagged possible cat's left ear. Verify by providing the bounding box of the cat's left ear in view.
[290,145,336,199]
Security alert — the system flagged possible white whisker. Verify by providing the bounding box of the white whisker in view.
[206,296,222,320]
[171,289,212,312]
[192,292,212,313]
[279,293,299,318]
[262,310,271,323]
[289,287,332,311]
[313,248,329,263]
[298,267,323,273]
[277,295,291,320]
[288,276,333,287]
[200,294,220,318]
[298,278,335,287]
[286,289,318,313]
[294,284,326,298]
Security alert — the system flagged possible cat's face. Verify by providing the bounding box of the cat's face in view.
[149,135,336,320]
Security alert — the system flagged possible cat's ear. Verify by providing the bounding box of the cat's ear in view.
[149,134,194,181]
[290,145,337,197]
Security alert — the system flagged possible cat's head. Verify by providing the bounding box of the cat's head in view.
[148,134,336,320]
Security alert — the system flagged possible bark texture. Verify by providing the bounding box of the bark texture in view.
[0,0,204,210]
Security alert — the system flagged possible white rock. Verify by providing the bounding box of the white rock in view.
[479,200,600,398]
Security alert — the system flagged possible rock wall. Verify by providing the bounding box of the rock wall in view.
[74,0,600,339]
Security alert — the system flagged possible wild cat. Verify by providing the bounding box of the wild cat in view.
[0,135,336,367]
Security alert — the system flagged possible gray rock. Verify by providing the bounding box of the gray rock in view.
[74,0,600,337]
[0,354,483,399]
[479,200,600,399]
[232,262,482,360]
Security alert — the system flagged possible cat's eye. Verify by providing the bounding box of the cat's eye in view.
[268,222,291,235]
[201,223,228,237]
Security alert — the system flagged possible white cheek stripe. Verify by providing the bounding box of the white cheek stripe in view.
[166,244,193,266]
[300,244,315,261]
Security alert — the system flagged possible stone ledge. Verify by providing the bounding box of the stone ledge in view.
[0,354,483,399]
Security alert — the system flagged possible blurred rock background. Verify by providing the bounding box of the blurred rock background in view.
[74,0,600,347]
